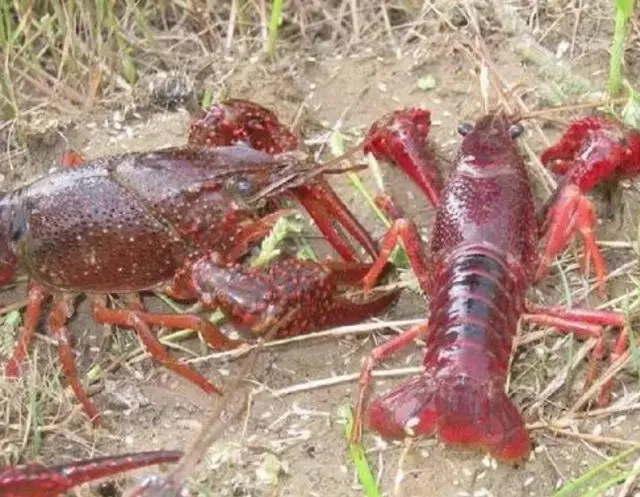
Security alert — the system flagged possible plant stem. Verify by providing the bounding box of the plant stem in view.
[266,0,283,57]
[608,0,636,97]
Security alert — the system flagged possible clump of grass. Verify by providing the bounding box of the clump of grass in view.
[0,1,275,119]
[1,1,430,124]
[1,1,152,118]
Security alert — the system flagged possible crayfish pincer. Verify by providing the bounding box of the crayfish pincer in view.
[1,143,399,426]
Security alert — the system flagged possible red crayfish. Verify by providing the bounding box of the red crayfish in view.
[0,450,182,497]
[2,101,400,426]
[348,108,635,463]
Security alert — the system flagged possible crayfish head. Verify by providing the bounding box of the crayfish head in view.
[457,112,525,167]
[239,149,317,205]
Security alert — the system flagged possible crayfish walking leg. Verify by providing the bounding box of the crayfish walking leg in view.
[0,451,182,497]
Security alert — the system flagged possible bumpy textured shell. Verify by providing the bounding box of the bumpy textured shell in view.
[8,145,294,293]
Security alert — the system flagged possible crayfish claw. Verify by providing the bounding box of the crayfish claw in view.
[363,107,442,208]
[536,184,606,295]
[191,257,398,341]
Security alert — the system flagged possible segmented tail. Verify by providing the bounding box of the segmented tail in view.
[367,247,531,462]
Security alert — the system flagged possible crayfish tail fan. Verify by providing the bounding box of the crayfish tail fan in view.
[367,374,530,463]
[366,374,438,439]
[435,377,531,463]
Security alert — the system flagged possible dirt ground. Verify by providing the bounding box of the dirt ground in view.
[3,4,640,497]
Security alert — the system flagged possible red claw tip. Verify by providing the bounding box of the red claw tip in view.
[362,107,441,207]
[188,99,299,154]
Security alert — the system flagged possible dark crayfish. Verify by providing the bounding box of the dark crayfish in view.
[2,136,399,425]
[347,108,631,463]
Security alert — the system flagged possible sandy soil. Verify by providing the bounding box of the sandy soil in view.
[2,11,640,497]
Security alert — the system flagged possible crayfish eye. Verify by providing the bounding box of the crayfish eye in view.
[226,175,255,197]
[457,122,473,136]
[508,123,525,138]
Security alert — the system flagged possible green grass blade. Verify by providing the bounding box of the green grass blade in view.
[266,0,283,57]
[201,87,214,109]
[551,445,640,497]
[328,130,409,268]
[581,469,640,497]
[338,405,382,497]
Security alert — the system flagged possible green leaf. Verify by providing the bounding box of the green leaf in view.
[4,309,22,328]
[201,87,214,109]
[296,245,318,261]
[250,213,305,268]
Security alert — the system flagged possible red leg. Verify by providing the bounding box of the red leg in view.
[535,184,606,294]
[350,324,426,444]
[89,295,222,395]
[291,189,362,263]
[361,193,431,295]
[0,451,182,497]
[116,306,242,351]
[523,303,627,406]
[47,294,103,426]
[4,283,48,377]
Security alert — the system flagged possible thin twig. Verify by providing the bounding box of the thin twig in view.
[542,426,640,448]
[269,366,422,397]
[188,318,425,364]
